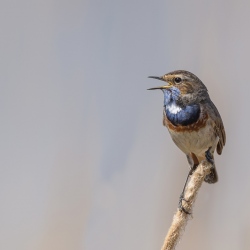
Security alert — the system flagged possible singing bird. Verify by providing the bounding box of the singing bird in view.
[148,70,226,211]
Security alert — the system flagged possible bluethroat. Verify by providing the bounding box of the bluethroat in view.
[148,70,226,213]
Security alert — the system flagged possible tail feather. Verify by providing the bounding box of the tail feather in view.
[204,167,218,184]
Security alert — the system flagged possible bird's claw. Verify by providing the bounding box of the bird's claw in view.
[178,193,191,214]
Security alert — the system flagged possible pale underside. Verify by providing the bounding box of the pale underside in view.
[165,103,218,162]
[168,120,219,161]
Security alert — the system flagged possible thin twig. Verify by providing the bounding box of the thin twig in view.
[161,160,212,250]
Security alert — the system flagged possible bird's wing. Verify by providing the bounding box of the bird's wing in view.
[206,100,226,155]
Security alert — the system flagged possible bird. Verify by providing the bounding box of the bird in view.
[148,70,226,213]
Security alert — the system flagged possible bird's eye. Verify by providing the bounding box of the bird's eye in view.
[174,77,182,83]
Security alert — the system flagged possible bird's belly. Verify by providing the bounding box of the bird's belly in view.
[168,123,217,157]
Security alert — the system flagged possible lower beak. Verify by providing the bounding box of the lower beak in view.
[147,86,167,90]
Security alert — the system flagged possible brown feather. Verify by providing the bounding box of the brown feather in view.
[203,100,226,155]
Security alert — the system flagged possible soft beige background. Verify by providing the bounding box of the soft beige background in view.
[0,1,249,250]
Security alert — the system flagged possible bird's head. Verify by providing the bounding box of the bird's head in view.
[148,70,209,106]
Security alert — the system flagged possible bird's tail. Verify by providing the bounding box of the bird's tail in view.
[204,166,218,184]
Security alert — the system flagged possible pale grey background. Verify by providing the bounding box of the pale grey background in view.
[0,1,249,250]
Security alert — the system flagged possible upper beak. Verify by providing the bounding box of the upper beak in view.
[147,76,170,90]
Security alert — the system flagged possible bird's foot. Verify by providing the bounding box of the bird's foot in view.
[178,192,191,214]
[205,147,214,165]
[189,164,198,176]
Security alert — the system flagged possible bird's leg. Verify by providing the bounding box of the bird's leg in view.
[205,147,214,165]
[178,164,198,214]
[204,147,218,183]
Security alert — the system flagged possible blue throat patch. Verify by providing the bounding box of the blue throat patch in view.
[163,88,200,126]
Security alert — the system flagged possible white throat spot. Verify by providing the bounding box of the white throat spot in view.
[167,103,182,114]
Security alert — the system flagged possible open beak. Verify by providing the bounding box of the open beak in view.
[147,76,170,90]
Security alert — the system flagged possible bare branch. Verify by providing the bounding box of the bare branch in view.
[161,160,212,250]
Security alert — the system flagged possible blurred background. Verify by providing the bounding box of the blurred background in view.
[0,0,249,249]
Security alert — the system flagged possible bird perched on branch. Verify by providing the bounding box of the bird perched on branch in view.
[148,70,226,213]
